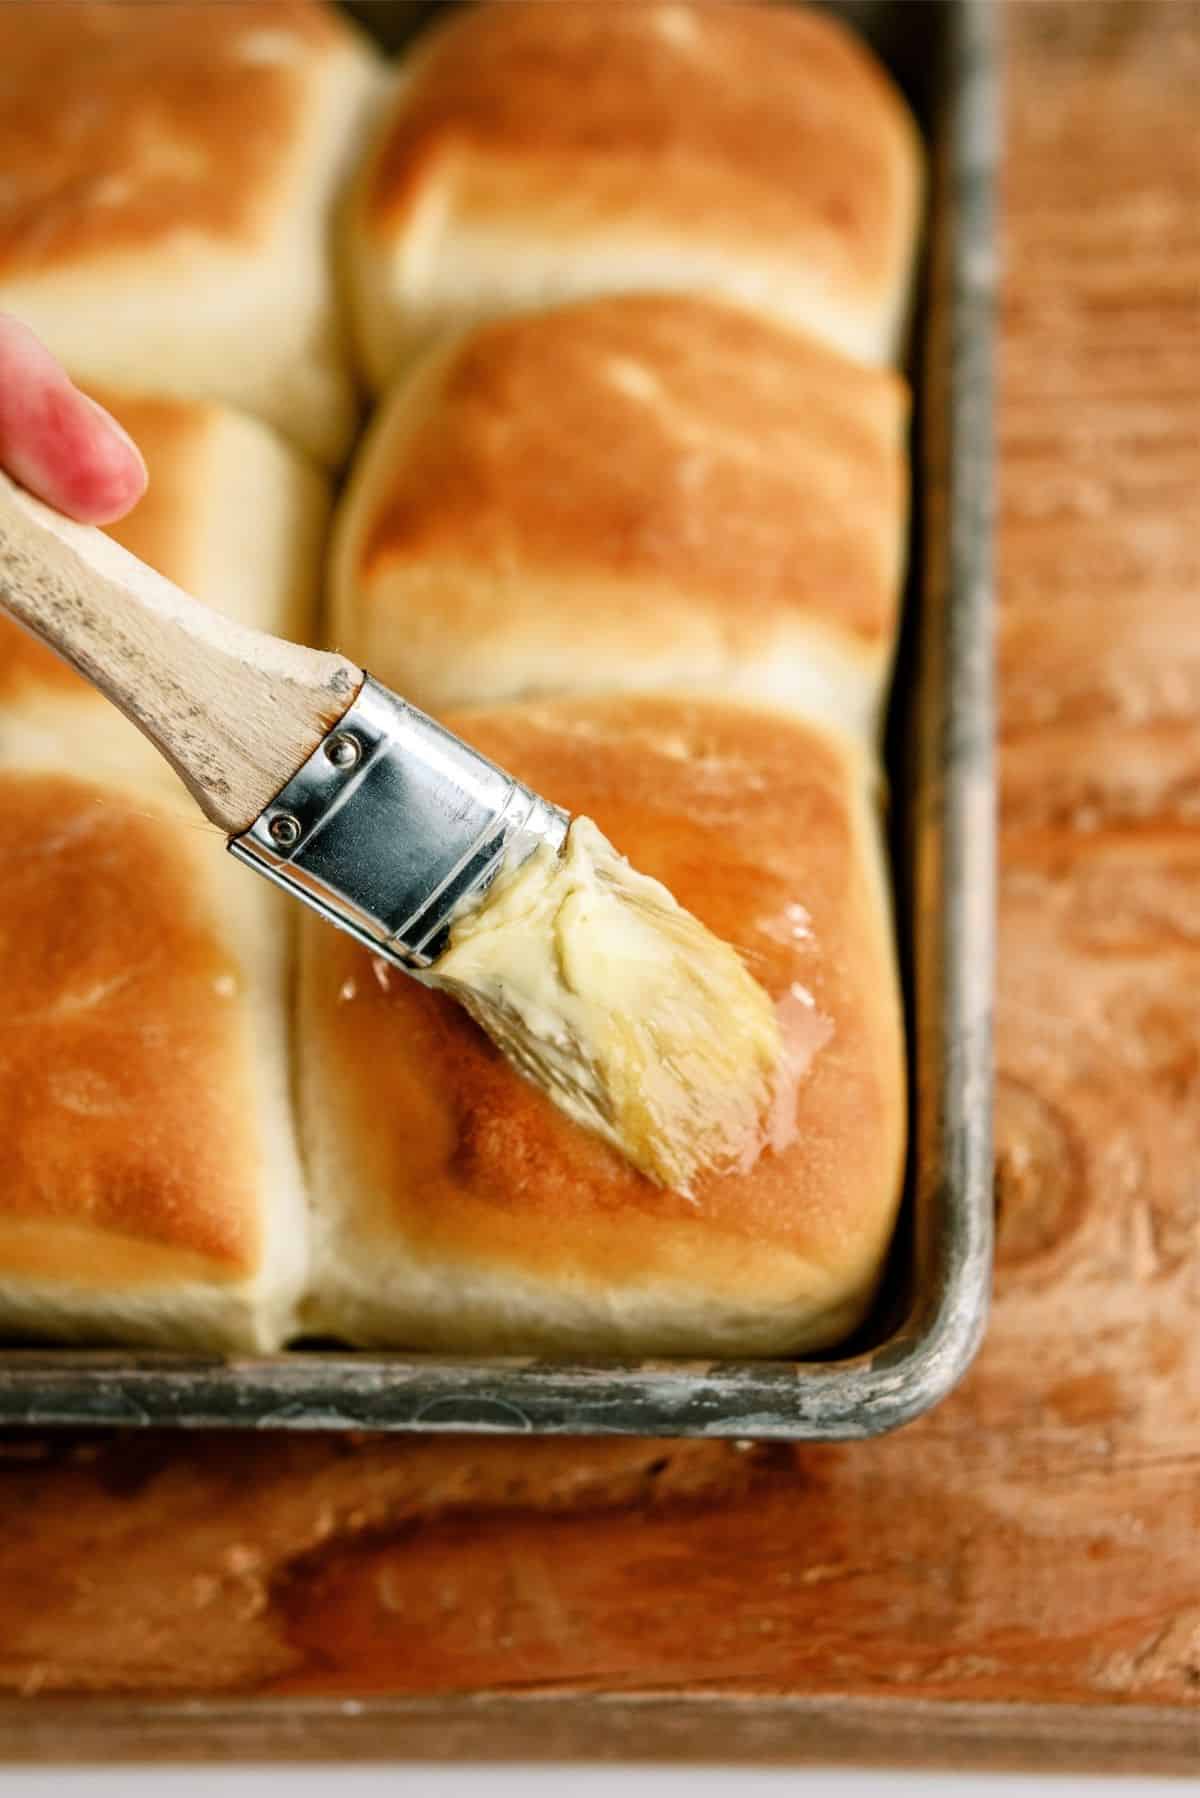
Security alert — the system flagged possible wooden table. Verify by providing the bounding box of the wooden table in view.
[1,1,1197,1772]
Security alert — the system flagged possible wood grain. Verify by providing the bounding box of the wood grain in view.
[0,471,361,833]
[1,0,1198,1770]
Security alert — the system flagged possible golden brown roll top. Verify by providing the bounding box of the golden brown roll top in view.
[299,695,906,1357]
[331,293,909,744]
[345,0,922,387]
[0,0,381,464]
[0,388,331,775]
[0,748,308,1352]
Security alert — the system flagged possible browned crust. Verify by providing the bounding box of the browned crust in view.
[0,773,266,1279]
[352,294,907,656]
[0,0,351,279]
[365,0,918,307]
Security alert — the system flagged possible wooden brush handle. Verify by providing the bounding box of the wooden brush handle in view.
[0,469,362,834]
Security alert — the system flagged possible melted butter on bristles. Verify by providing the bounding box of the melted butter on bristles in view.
[427,817,786,1193]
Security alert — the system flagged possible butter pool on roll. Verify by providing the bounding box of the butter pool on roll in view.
[343,0,922,387]
[331,293,909,748]
[0,0,381,465]
[298,696,906,1359]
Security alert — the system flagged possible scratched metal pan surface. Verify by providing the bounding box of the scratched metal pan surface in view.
[0,0,996,1440]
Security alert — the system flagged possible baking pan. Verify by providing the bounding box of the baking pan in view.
[0,0,996,1439]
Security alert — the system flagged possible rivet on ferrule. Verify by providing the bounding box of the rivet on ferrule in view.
[268,813,302,849]
[325,732,361,771]
[229,676,569,970]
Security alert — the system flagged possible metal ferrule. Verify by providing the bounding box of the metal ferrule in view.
[229,676,569,969]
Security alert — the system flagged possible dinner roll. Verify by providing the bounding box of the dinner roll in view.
[298,695,905,1357]
[330,294,909,745]
[0,384,327,1350]
[0,0,382,465]
[0,389,330,776]
[344,0,922,388]
[0,745,308,1352]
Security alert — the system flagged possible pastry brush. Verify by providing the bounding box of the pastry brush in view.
[0,468,784,1192]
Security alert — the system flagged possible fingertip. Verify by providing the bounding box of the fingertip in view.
[0,316,148,523]
[50,392,147,525]
[66,427,149,526]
